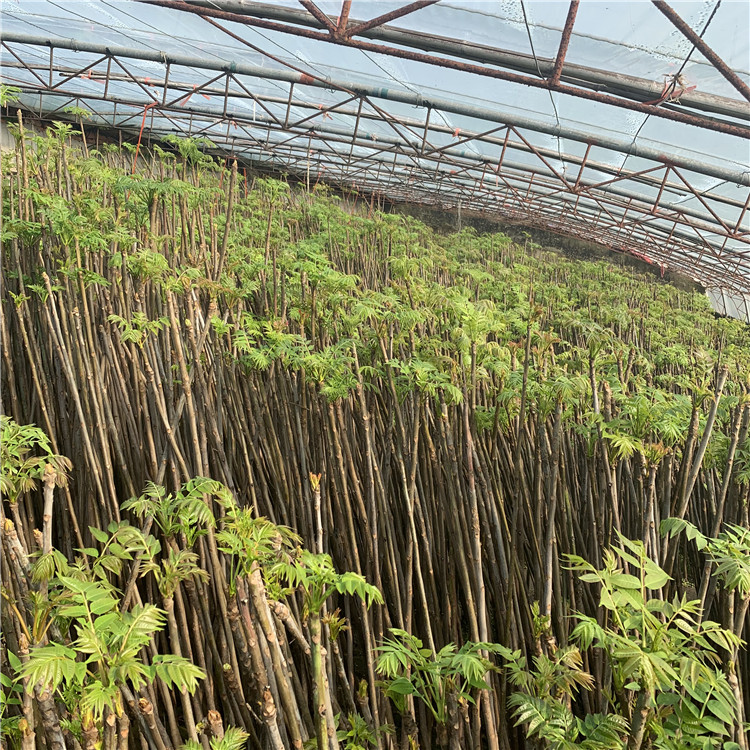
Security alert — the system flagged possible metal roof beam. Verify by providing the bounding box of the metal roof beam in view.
[652,0,750,103]
[4,31,749,187]
[12,81,742,241]
[58,91,749,235]
[143,0,749,138]
[549,1,579,87]
[297,0,337,34]
[344,0,440,37]
[11,60,745,209]
[170,0,750,122]
[173,124,745,255]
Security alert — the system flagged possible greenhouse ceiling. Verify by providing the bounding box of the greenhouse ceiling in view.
[2,0,750,301]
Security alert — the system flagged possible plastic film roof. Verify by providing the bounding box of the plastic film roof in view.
[2,0,749,300]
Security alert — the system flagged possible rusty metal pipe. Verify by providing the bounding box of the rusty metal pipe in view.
[549,0,579,86]
[137,0,750,138]
[344,0,440,38]
[652,0,750,103]
[4,30,749,185]
[171,0,750,122]
[11,59,746,213]
[336,0,352,34]
[297,0,336,34]
[232,151,748,288]
[64,97,740,247]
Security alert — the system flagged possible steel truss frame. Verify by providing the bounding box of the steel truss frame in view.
[141,0,750,136]
[1,0,749,294]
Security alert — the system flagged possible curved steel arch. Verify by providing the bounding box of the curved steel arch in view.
[1,0,749,296]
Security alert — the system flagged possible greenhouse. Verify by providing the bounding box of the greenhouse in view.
[1,2,749,750]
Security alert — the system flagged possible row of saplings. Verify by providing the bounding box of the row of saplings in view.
[1,417,748,750]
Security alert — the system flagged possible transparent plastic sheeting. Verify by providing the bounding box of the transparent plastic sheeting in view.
[2,1,748,168]
[1,0,749,306]
[4,0,749,144]
[706,289,750,323]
